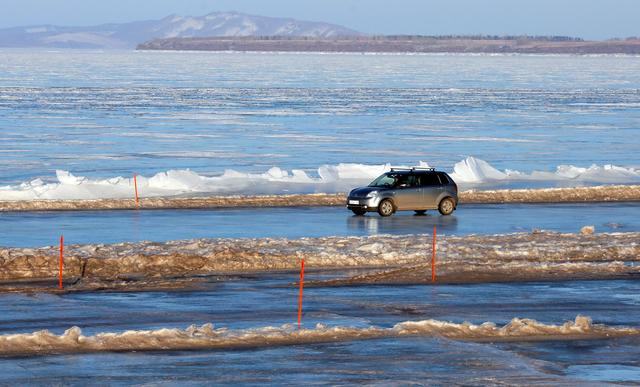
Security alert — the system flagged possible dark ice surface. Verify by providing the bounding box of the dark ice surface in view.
[1,202,638,247]
[1,204,640,384]
[1,276,640,384]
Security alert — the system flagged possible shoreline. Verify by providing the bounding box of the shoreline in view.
[137,36,640,55]
[1,185,639,212]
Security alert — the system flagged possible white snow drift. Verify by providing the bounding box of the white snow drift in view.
[1,157,639,200]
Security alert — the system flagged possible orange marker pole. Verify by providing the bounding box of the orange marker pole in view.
[133,174,139,207]
[297,258,305,328]
[431,226,436,283]
[59,235,64,289]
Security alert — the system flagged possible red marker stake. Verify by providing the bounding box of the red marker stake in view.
[431,226,437,283]
[298,258,305,328]
[59,235,64,289]
[133,174,139,208]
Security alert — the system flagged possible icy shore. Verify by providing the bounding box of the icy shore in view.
[0,232,638,291]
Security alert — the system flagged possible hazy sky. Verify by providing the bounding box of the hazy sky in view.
[2,0,638,39]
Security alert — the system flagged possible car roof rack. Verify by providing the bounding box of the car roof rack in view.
[390,167,436,172]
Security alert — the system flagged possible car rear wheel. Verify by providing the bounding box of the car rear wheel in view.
[414,210,427,215]
[351,209,366,216]
[377,199,395,217]
[438,197,455,215]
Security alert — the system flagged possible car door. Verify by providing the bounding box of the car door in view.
[419,173,444,208]
[392,174,420,210]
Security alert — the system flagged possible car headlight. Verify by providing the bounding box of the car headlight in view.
[366,191,379,198]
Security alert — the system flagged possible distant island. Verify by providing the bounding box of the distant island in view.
[137,35,640,54]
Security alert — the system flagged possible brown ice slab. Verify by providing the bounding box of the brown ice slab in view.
[1,232,638,292]
[0,193,346,212]
[0,315,637,356]
[1,185,639,212]
[459,185,640,204]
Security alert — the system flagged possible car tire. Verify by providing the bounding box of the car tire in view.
[414,210,427,215]
[438,197,455,215]
[377,199,395,217]
[351,209,366,216]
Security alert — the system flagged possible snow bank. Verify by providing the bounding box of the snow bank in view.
[450,157,640,184]
[0,164,388,200]
[1,157,639,200]
[0,316,635,356]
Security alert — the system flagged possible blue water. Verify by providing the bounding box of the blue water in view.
[1,50,639,185]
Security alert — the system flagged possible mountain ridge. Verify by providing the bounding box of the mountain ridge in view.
[0,11,362,49]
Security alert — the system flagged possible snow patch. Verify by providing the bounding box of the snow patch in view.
[41,33,123,47]
[25,27,48,34]
[165,18,205,38]
[275,22,299,35]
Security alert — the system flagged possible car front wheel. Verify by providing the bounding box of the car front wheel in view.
[438,197,455,215]
[377,199,395,217]
[351,209,366,216]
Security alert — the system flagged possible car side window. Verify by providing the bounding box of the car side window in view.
[419,173,441,186]
[437,173,450,184]
[396,174,418,188]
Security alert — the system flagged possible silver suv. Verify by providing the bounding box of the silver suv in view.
[346,167,458,217]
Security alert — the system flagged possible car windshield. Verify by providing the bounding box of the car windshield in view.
[368,173,397,187]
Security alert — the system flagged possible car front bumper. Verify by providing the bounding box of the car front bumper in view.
[346,196,381,211]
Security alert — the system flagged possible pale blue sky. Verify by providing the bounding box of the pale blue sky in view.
[2,0,638,39]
